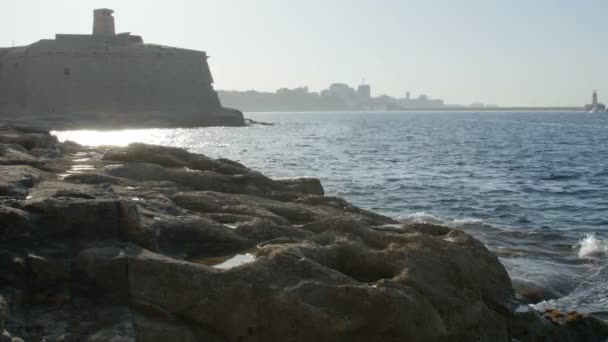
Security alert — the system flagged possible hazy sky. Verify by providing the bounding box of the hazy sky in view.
[1,0,606,106]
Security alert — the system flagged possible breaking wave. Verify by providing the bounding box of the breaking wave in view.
[576,233,608,260]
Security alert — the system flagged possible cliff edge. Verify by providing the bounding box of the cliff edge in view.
[0,123,606,341]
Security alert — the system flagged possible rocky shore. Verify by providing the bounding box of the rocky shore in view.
[0,123,606,342]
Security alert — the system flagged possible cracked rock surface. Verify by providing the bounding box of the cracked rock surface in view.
[0,124,606,342]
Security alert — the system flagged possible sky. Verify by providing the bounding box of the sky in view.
[1,0,606,106]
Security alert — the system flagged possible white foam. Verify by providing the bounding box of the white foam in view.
[452,217,485,225]
[398,212,445,225]
[576,233,608,260]
[398,213,496,230]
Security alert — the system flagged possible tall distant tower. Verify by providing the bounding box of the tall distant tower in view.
[357,84,371,99]
[406,91,411,100]
[93,9,115,36]
[592,90,598,107]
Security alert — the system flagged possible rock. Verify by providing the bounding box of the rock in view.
[299,195,398,226]
[72,214,517,341]
[0,206,36,241]
[203,212,262,224]
[73,245,134,303]
[171,191,378,226]
[404,222,452,236]
[276,178,324,195]
[150,214,252,258]
[0,145,46,168]
[188,155,250,175]
[1,124,606,341]
[171,191,291,225]
[63,172,123,185]
[102,143,251,175]
[0,132,57,150]
[509,307,608,342]
[0,331,11,342]
[133,313,222,342]
[512,278,562,304]
[25,190,140,240]
[233,218,312,243]
[85,320,135,342]
[0,295,7,332]
[0,165,44,198]
[27,253,71,286]
[105,163,169,182]
[0,250,28,287]
[56,140,84,155]
[124,245,446,341]
[28,148,62,159]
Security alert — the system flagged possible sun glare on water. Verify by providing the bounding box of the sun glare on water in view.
[52,129,171,146]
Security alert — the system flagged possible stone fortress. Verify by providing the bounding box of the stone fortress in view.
[0,9,244,129]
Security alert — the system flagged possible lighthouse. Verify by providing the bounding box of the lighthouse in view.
[585,90,606,112]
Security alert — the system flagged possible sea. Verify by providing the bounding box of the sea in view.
[55,111,608,316]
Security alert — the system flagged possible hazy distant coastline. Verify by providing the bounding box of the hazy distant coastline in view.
[218,86,584,113]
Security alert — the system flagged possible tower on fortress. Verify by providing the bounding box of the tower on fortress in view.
[93,9,116,36]
[592,90,598,107]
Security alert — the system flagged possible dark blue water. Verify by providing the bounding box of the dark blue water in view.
[56,111,608,314]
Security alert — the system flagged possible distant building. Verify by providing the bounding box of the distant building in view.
[220,82,447,111]
[398,92,444,108]
[328,83,356,99]
[357,84,371,99]
[276,87,309,95]
[584,90,606,112]
[593,90,598,107]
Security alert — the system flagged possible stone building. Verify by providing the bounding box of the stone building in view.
[0,9,244,129]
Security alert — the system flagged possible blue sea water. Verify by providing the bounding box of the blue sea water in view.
[56,111,608,315]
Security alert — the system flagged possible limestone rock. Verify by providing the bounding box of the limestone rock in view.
[233,218,312,243]
[0,132,58,150]
[276,177,324,195]
[0,206,36,241]
[0,124,605,341]
[102,143,251,175]
[0,165,44,198]
[24,183,140,241]
[150,214,252,258]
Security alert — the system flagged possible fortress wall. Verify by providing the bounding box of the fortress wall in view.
[0,53,28,112]
[23,50,221,119]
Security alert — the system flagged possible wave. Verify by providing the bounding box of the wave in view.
[398,212,445,225]
[398,212,501,232]
[576,233,608,260]
[539,172,582,181]
[532,263,608,315]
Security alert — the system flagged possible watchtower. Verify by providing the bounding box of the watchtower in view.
[93,9,115,36]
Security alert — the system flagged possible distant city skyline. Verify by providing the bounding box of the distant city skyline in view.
[219,81,598,112]
[1,0,606,106]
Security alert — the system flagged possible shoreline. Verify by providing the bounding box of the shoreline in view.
[0,123,606,341]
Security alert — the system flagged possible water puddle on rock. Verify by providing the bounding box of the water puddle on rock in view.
[191,250,257,270]
[58,152,105,179]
